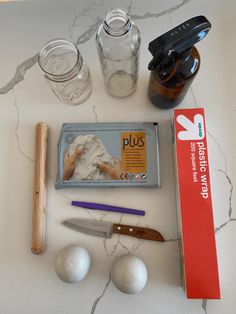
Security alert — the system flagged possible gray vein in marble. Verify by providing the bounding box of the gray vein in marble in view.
[68,0,77,42]
[131,239,144,253]
[207,131,228,173]
[130,217,146,253]
[215,169,235,233]
[118,214,124,225]
[92,105,98,122]
[99,212,108,221]
[90,274,111,314]
[215,219,231,233]
[103,236,118,257]
[218,169,233,218]
[72,0,104,28]
[201,299,208,314]
[191,83,228,172]
[215,216,236,233]
[116,238,130,255]
[69,0,104,43]
[0,54,38,95]
[165,237,179,242]
[102,213,148,258]
[50,178,96,220]
[127,0,133,13]
[103,215,124,257]
[55,189,73,202]
[12,90,34,163]
[190,87,198,108]
[76,18,102,45]
[70,0,105,44]
[131,0,190,20]
[48,175,73,200]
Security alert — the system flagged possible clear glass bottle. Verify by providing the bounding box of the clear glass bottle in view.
[95,8,141,98]
[38,39,92,105]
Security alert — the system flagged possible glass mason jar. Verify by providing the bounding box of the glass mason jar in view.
[95,8,141,98]
[38,39,92,105]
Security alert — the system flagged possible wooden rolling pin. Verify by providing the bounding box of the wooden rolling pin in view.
[31,122,48,254]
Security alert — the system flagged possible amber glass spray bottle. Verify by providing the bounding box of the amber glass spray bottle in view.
[147,16,211,109]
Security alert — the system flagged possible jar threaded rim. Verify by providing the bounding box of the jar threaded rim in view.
[38,38,83,82]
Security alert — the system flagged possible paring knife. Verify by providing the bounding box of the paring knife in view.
[62,218,164,242]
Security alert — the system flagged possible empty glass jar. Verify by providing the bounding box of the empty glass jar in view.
[95,8,141,97]
[38,39,92,105]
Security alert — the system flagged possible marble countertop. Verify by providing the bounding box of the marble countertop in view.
[0,0,235,313]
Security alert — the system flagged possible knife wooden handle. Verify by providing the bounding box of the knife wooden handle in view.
[113,223,164,242]
[31,122,48,254]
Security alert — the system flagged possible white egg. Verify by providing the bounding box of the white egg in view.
[111,254,148,294]
[55,245,91,283]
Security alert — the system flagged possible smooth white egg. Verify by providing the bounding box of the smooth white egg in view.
[111,254,148,294]
[55,245,91,283]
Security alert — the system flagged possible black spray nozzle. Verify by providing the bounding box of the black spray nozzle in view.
[148,16,211,70]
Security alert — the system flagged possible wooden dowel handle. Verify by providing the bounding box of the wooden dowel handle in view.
[31,122,48,254]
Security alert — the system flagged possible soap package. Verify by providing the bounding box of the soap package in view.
[55,122,160,189]
[173,108,220,299]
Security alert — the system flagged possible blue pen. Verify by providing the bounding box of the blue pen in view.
[71,201,145,216]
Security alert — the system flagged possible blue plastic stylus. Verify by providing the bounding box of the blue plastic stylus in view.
[71,201,145,216]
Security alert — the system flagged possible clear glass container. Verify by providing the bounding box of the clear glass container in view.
[95,8,141,98]
[38,39,92,105]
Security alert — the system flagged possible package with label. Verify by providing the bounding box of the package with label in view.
[55,122,160,189]
[173,108,220,299]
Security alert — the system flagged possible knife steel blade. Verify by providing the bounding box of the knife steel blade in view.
[62,218,164,242]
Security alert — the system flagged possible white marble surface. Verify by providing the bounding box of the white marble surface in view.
[0,0,235,313]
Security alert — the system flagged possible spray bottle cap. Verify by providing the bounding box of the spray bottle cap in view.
[148,16,211,71]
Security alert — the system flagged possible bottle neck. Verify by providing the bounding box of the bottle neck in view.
[103,8,131,37]
[38,39,83,82]
[177,47,193,60]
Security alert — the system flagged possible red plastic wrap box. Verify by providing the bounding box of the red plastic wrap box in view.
[173,108,220,299]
